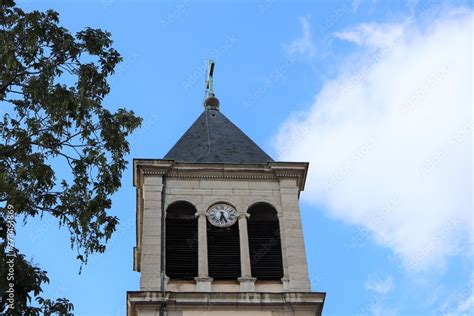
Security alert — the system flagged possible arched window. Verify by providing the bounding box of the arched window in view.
[207,205,241,280]
[248,202,283,280]
[165,201,198,280]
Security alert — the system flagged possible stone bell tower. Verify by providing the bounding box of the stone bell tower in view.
[127,61,325,316]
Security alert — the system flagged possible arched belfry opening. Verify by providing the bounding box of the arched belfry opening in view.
[248,202,284,280]
[207,204,241,280]
[165,201,198,280]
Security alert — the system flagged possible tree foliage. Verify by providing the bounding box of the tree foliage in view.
[0,0,142,313]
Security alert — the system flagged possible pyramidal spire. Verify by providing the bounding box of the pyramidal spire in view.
[164,60,274,163]
[203,59,220,111]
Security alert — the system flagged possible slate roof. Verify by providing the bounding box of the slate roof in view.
[164,109,274,164]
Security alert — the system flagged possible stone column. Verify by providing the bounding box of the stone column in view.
[237,212,256,292]
[195,210,212,292]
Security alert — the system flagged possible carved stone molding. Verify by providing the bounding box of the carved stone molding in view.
[134,159,309,192]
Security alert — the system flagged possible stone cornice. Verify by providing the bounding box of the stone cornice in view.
[127,291,326,316]
[133,159,309,192]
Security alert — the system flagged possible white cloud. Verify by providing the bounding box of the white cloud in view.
[334,22,406,48]
[287,16,316,60]
[275,8,473,271]
[370,304,398,316]
[440,273,474,315]
[352,0,363,12]
[456,294,474,314]
[366,276,394,294]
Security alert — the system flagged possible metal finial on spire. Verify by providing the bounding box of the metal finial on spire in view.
[205,59,215,96]
[203,59,220,110]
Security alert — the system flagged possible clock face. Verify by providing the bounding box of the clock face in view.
[207,204,238,228]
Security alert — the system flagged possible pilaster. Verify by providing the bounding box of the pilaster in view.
[140,175,164,291]
[279,179,311,292]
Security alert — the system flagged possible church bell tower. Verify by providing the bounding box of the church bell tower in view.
[127,61,325,316]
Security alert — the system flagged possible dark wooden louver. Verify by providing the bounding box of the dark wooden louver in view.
[165,202,198,280]
[248,203,284,280]
[207,221,241,280]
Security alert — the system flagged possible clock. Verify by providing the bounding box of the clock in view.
[207,204,238,228]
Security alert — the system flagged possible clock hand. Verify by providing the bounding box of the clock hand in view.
[219,211,228,223]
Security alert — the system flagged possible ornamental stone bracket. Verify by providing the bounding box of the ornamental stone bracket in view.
[195,277,213,292]
[238,277,257,292]
[282,277,291,291]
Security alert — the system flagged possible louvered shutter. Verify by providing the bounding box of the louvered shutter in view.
[207,221,241,280]
[248,203,284,280]
[165,202,198,280]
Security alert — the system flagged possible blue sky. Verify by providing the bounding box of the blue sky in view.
[12,0,473,315]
